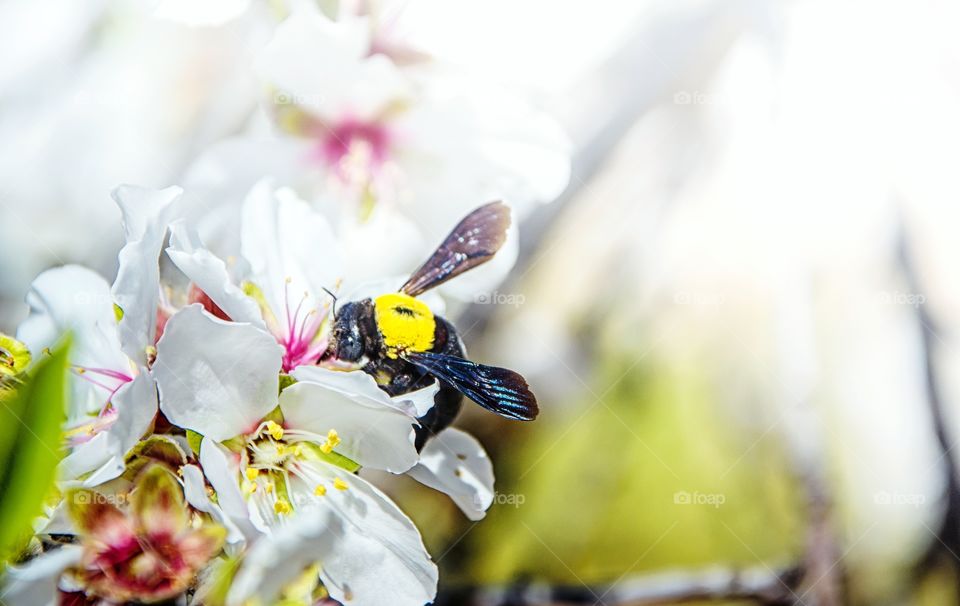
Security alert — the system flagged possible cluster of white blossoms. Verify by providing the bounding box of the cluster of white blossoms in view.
[0,3,569,605]
[180,1,570,294]
[3,184,499,606]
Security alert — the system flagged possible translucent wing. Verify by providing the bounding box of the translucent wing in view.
[404,351,538,421]
[400,201,511,297]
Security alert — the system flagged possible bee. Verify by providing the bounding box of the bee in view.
[327,201,538,449]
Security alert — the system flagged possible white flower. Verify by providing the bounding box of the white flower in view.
[15,186,182,486]
[169,180,342,372]
[184,4,570,291]
[160,303,439,605]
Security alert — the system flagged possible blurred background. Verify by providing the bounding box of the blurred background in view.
[4,0,960,604]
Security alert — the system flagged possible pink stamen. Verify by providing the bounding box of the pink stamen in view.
[82,367,134,383]
[72,366,134,418]
[67,407,119,446]
[277,287,331,372]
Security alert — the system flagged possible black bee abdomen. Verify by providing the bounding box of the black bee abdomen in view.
[413,316,466,450]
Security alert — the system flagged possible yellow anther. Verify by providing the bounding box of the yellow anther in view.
[242,480,257,496]
[265,482,275,494]
[333,477,348,491]
[293,443,306,457]
[274,500,292,515]
[245,468,259,481]
[265,420,284,440]
[320,429,341,454]
[314,484,327,497]
[145,345,157,358]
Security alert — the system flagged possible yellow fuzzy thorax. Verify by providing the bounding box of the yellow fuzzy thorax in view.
[374,293,435,359]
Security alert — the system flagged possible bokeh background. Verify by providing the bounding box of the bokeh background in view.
[4,1,960,604]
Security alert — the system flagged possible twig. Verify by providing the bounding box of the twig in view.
[898,221,960,587]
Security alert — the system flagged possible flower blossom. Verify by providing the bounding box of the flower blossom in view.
[65,465,226,603]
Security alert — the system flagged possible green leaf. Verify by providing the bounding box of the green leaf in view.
[0,340,69,562]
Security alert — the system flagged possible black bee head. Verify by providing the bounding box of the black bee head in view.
[331,299,375,362]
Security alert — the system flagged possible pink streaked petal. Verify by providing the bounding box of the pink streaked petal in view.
[66,491,136,550]
[131,466,188,543]
[176,525,227,569]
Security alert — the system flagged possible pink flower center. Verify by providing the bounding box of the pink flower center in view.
[313,118,392,183]
[279,283,330,373]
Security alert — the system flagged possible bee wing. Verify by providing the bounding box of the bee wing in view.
[400,201,511,297]
[404,351,538,421]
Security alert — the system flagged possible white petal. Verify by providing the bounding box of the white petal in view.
[394,382,441,419]
[111,184,182,365]
[286,462,438,606]
[281,368,432,473]
[59,432,111,485]
[396,82,571,222]
[337,209,426,287]
[254,10,409,120]
[0,545,82,606]
[240,181,342,337]
[17,265,130,419]
[198,438,260,539]
[60,372,157,486]
[291,365,438,418]
[154,305,282,441]
[182,137,310,256]
[226,507,340,606]
[18,265,126,371]
[166,220,264,327]
[408,428,494,521]
[181,464,247,550]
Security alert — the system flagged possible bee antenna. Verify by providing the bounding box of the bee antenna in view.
[321,286,339,316]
